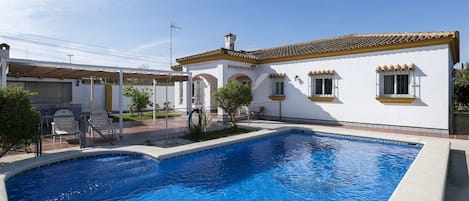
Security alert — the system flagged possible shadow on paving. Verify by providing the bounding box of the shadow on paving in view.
[445,150,469,201]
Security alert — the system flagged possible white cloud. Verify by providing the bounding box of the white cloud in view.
[132,39,170,53]
[0,0,55,35]
[0,0,172,70]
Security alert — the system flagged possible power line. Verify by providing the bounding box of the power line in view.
[0,34,168,63]
[0,27,112,51]
[0,27,170,61]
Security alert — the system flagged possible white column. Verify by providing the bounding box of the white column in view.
[165,74,171,130]
[152,79,156,122]
[187,72,192,114]
[217,64,226,120]
[1,58,7,88]
[90,76,95,113]
[118,69,124,138]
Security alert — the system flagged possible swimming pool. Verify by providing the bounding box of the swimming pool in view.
[7,131,420,200]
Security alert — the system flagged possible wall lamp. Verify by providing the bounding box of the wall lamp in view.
[294,75,300,81]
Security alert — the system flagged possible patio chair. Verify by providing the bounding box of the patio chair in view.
[51,109,81,144]
[88,111,116,139]
[250,106,265,119]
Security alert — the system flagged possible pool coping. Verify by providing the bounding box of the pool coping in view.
[0,125,450,201]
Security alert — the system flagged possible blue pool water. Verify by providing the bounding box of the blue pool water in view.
[7,132,420,201]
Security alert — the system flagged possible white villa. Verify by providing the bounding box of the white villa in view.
[173,31,460,134]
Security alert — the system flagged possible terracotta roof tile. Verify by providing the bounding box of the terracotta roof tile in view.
[176,48,258,63]
[177,31,459,64]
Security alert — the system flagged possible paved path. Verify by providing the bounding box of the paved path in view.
[445,140,469,201]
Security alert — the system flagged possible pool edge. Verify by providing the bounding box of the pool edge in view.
[0,125,449,201]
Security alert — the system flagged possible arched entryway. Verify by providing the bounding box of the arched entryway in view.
[228,73,253,88]
[192,73,218,113]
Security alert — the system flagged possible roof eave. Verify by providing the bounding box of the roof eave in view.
[177,54,258,65]
[450,31,460,65]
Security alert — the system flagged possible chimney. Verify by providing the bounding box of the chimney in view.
[224,33,237,50]
[0,43,9,59]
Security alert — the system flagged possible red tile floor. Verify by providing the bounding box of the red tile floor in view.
[7,114,469,156]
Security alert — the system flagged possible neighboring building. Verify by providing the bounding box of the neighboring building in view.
[173,31,460,134]
[0,46,183,115]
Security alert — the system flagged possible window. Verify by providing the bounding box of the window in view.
[376,64,416,103]
[396,75,409,94]
[308,70,336,102]
[379,73,412,97]
[272,80,284,96]
[314,78,333,96]
[383,74,409,95]
[269,73,286,101]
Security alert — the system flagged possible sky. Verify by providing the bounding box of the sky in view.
[0,0,467,70]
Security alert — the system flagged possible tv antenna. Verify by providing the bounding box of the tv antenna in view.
[170,22,182,69]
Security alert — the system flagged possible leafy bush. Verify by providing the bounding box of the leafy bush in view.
[214,82,253,128]
[0,87,40,157]
[163,101,172,111]
[189,125,203,139]
[454,64,469,111]
[201,112,211,133]
[123,86,152,116]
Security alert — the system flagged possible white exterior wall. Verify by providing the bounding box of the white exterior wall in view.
[173,80,185,113]
[174,81,186,112]
[81,84,174,112]
[8,77,175,113]
[109,85,174,112]
[253,44,450,130]
[175,60,257,115]
[175,61,221,113]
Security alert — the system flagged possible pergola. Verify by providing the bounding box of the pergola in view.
[0,57,192,138]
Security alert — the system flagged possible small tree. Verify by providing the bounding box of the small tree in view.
[454,63,469,111]
[214,82,253,128]
[123,86,152,116]
[0,86,40,158]
[163,101,172,111]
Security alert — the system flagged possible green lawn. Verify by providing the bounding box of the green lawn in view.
[183,127,252,142]
[111,112,181,122]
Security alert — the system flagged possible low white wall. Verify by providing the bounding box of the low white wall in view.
[253,44,451,131]
[79,84,174,113]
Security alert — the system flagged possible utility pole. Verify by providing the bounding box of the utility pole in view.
[67,54,74,63]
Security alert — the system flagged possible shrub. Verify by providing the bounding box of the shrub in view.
[123,86,152,116]
[0,87,40,157]
[214,82,253,128]
[454,63,469,111]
